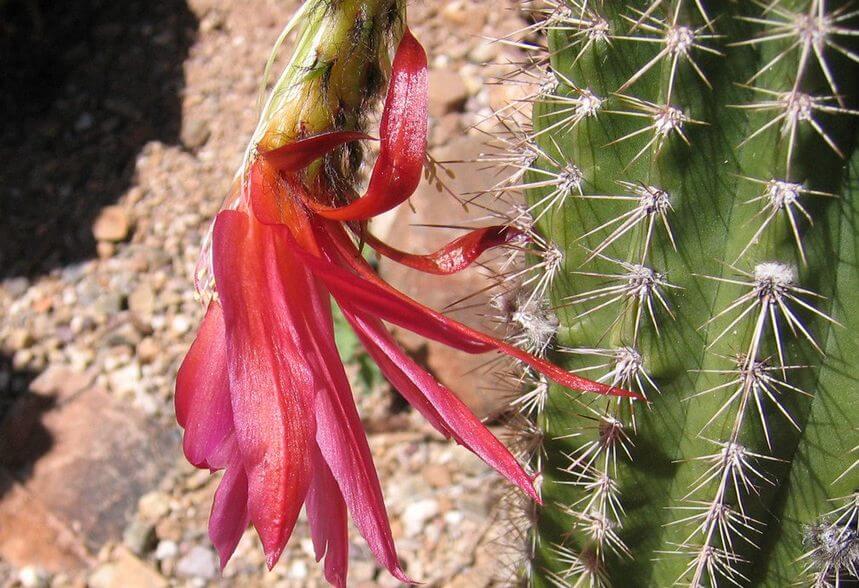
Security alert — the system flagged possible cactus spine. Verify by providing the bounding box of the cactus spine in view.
[497,0,859,585]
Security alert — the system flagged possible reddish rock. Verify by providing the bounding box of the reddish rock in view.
[428,70,469,117]
[29,364,95,402]
[20,387,175,548]
[0,392,54,467]
[0,470,91,573]
[0,386,176,571]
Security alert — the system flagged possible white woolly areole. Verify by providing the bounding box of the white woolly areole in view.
[766,179,802,208]
[576,89,603,119]
[559,163,584,193]
[781,90,814,122]
[666,25,696,55]
[654,105,687,136]
[754,261,797,288]
[635,184,671,214]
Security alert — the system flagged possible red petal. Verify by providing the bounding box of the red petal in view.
[343,309,455,439]
[212,210,316,568]
[290,267,412,584]
[305,223,639,399]
[247,157,304,227]
[209,437,251,569]
[308,28,427,221]
[324,251,494,353]
[364,225,525,274]
[313,361,412,584]
[175,301,232,469]
[307,445,349,588]
[345,307,539,501]
[261,131,371,173]
[248,158,323,255]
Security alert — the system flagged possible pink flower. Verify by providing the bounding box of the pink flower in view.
[175,29,637,587]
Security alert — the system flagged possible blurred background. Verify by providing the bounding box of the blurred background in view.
[0,0,539,586]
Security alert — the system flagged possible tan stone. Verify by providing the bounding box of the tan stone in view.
[422,463,453,488]
[92,206,131,242]
[128,284,156,319]
[88,546,167,588]
[136,337,159,364]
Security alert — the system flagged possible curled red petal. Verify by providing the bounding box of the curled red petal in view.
[260,130,371,174]
[363,225,525,274]
[301,223,639,399]
[175,301,232,469]
[212,210,316,568]
[308,28,427,221]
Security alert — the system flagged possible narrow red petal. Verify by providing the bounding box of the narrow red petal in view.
[309,28,427,221]
[209,437,251,569]
[313,367,413,584]
[323,252,494,353]
[261,131,371,173]
[363,225,525,274]
[345,308,539,501]
[175,301,232,469]
[304,223,639,399]
[343,309,455,439]
[292,274,413,584]
[307,445,349,588]
[212,210,316,568]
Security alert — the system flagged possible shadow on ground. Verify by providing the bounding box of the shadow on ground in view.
[0,353,50,500]
[0,0,198,278]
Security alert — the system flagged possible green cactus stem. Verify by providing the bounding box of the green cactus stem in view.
[507,1,859,585]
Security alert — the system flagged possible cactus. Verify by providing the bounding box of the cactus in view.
[496,1,859,585]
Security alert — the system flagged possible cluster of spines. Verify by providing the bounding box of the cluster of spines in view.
[800,493,859,586]
[669,1,852,584]
[470,0,858,586]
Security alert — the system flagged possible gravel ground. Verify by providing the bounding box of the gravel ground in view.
[0,1,538,586]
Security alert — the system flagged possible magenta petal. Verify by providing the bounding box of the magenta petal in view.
[307,445,349,588]
[175,301,232,469]
[309,28,428,222]
[209,437,251,569]
[302,226,639,399]
[342,309,455,440]
[288,268,412,583]
[212,210,316,568]
[345,308,539,501]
